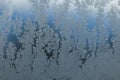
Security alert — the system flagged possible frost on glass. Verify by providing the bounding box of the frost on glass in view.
[0,0,120,80]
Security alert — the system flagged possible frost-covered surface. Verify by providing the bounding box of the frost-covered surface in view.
[0,0,120,80]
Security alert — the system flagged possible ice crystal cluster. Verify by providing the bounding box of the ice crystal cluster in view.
[0,0,120,80]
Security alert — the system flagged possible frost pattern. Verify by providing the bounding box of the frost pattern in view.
[0,0,120,80]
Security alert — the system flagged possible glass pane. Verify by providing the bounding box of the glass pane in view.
[0,0,120,80]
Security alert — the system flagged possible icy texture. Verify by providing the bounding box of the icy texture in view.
[0,0,120,80]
